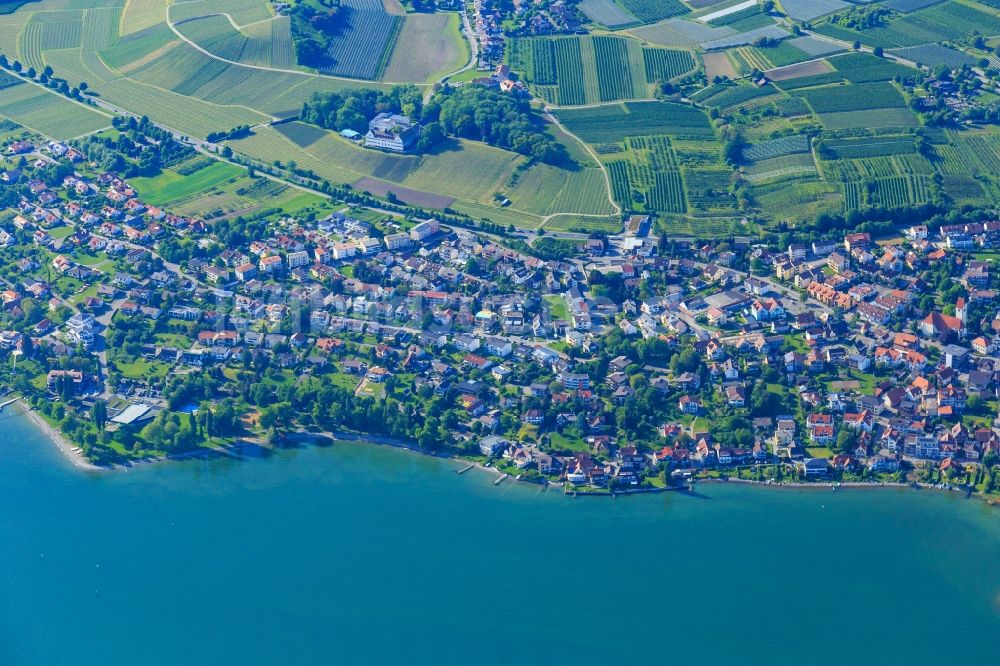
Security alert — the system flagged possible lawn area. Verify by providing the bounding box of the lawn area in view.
[784,334,809,353]
[328,372,360,392]
[155,333,193,348]
[115,357,172,379]
[131,161,245,206]
[806,446,834,459]
[355,378,386,399]
[48,225,75,240]
[68,284,99,306]
[543,294,569,320]
[550,430,589,453]
[971,251,1000,264]
[262,370,296,387]
[72,251,109,266]
[766,382,790,395]
[826,369,877,395]
[278,189,328,214]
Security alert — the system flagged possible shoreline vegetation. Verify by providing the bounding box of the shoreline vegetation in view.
[11,400,102,471]
[13,404,997,506]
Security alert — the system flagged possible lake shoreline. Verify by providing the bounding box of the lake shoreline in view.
[16,412,998,506]
[12,400,104,472]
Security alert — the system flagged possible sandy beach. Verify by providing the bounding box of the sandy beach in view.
[12,400,104,471]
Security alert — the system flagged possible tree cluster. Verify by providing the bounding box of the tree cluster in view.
[430,85,567,164]
[289,0,345,67]
[301,84,568,165]
[300,85,424,135]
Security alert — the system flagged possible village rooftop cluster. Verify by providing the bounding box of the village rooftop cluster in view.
[1,131,999,491]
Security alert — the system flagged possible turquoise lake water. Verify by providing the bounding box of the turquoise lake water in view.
[0,408,998,665]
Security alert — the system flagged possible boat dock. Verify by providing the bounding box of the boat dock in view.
[0,398,18,411]
[456,463,476,475]
[493,474,509,486]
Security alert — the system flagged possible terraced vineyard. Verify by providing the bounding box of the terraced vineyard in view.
[642,48,695,83]
[514,34,652,105]
[552,37,586,105]
[605,135,686,214]
[593,36,636,101]
[174,14,295,69]
[0,79,111,139]
[557,102,714,142]
[743,135,811,162]
[311,0,402,80]
[3,0,1000,233]
[697,83,781,111]
[684,167,739,214]
[823,136,916,159]
[815,0,1000,48]
[616,0,689,23]
[796,82,907,113]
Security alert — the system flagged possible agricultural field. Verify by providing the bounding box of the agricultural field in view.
[131,157,329,218]
[750,177,842,223]
[795,82,907,114]
[822,135,917,159]
[578,0,638,28]
[695,82,781,111]
[556,102,714,143]
[817,108,919,130]
[505,162,616,217]
[0,1,387,138]
[743,135,811,162]
[510,35,653,105]
[4,0,1000,234]
[169,0,274,27]
[780,0,849,22]
[311,0,402,80]
[130,160,248,206]
[0,79,111,139]
[542,214,621,233]
[226,124,615,226]
[701,24,789,50]
[172,14,296,70]
[604,135,686,214]
[702,51,737,80]
[744,152,817,183]
[119,0,166,37]
[768,62,837,83]
[683,166,739,214]
[888,44,976,68]
[749,42,812,68]
[615,0,689,23]
[641,47,695,84]
[815,0,1000,49]
[828,53,918,83]
[382,12,468,83]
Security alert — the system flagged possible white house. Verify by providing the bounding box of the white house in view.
[363,113,421,152]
